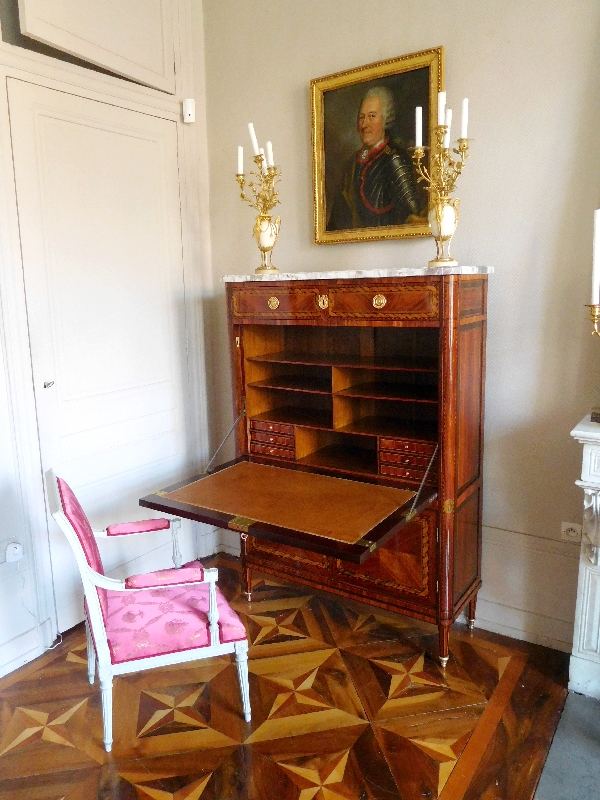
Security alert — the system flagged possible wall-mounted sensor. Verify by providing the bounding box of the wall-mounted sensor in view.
[182,99,195,123]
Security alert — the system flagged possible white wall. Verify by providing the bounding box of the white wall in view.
[198,0,600,651]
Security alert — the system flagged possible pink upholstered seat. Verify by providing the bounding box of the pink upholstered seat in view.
[47,470,252,752]
[106,581,247,664]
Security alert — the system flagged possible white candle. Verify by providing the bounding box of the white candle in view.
[461,98,469,139]
[259,147,267,174]
[437,91,446,126]
[248,122,260,155]
[415,107,422,147]
[266,141,274,167]
[237,145,243,175]
[443,108,452,148]
[592,209,600,304]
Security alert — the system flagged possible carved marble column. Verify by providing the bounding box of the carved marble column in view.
[569,415,600,697]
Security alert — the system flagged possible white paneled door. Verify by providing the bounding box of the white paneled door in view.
[8,79,191,631]
[17,0,175,92]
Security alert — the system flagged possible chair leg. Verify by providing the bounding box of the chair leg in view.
[85,620,96,685]
[234,640,251,722]
[98,667,113,752]
[170,517,183,568]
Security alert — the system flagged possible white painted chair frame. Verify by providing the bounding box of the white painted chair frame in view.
[45,471,251,752]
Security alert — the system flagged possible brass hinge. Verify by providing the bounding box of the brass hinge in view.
[443,499,455,514]
[356,537,377,552]
[235,336,240,348]
[228,516,256,533]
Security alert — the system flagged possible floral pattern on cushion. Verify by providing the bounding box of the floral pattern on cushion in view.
[124,561,204,589]
[105,583,246,664]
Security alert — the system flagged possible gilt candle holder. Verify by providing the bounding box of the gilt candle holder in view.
[236,155,281,274]
[412,126,469,267]
[586,304,600,336]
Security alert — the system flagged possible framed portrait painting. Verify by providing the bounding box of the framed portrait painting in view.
[311,47,444,245]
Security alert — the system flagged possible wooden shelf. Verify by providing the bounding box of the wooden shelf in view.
[247,351,438,373]
[248,374,331,394]
[336,381,438,403]
[251,407,333,429]
[336,416,438,441]
[297,444,378,476]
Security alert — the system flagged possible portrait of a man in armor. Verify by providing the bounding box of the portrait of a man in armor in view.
[327,86,421,232]
[311,49,441,244]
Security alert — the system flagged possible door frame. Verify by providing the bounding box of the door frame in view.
[0,0,211,663]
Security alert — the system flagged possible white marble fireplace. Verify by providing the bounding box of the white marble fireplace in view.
[569,415,600,697]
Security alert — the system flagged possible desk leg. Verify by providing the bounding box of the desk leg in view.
[240,533,252,601]
[467,594,477,631]
[439,621,450,668]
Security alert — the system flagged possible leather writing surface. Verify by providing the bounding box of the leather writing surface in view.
[164,462,415,544]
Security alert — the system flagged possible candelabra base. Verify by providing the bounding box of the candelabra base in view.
[428,257,458,268]
[254,265,279,275]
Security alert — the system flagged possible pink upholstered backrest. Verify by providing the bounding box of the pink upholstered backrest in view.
[57,477,107,618]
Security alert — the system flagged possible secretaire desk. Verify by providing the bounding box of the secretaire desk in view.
[141,267,491,667]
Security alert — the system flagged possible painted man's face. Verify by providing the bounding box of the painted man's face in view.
[358,96,385,148]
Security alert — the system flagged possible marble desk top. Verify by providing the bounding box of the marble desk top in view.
[223,266,494,283]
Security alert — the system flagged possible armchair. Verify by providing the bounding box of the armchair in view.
[45,470,251,752]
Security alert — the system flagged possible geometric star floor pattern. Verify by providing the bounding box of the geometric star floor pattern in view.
[0,561,568,800]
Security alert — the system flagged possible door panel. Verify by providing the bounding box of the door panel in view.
[8,78,189,630]
[17,0,175,92]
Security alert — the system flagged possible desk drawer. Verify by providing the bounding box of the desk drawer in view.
[380,451,434,469]
[380,464,437,482]
[232,287,322,319]
[380,438,437,456]
[246,536,330,571]
[250,442,295,460]
[251,420,295,436]
[328,284,439,321]
[251,431,295,448]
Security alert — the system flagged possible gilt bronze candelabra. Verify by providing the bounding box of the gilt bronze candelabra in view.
[236,155,281,274]
[412,126,469,267]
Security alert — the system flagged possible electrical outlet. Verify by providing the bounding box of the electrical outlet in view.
[561,522,582,543]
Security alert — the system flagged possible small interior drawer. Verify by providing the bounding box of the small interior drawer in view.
[380,451,434,468]
[380,438,437,455]
[380,464,436,482]
[251,430,295,448]
[250,442,295,460]
[250,419,295,436]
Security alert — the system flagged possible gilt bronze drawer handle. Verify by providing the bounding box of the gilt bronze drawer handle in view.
[372,294,387,309]
[317,294,329,309]
[267,296,280,310]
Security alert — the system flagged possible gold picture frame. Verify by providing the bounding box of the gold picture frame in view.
[311,47,444,245]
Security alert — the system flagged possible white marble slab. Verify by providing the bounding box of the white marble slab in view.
[223,266,494,283]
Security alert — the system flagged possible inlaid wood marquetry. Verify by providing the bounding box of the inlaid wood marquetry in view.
[0,559,568,800]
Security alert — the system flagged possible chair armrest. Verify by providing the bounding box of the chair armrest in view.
[124,561,208,590]
[95,519,172,538]
[85,566,126,591]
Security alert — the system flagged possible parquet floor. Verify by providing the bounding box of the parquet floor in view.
[0,558,569,800]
